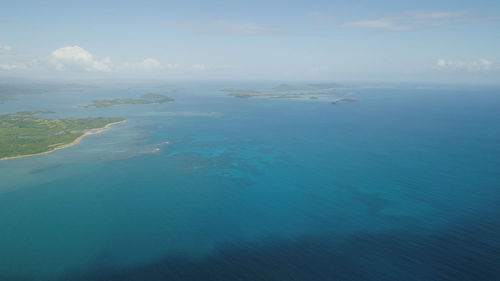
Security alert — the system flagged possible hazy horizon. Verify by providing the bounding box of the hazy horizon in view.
[1,0,500,83]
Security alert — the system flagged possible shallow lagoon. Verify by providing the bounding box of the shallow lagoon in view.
[0,83,499,280]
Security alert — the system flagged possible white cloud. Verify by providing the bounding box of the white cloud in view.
[0,62,25,70]
[341,10,488,31]
[137,58,162,71]
[191,64,206,71]
[2,44,195,75]
[0,46,33,71]
[117,59,180,72]
[165,63,180,69]
[51,45,111,72]
[435,58,495,72]
[0,45,12,52]
[214,20,281,35]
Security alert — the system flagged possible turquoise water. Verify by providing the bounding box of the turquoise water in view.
[0,83,499,280]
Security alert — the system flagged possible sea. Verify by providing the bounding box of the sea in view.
[0,82,499,280]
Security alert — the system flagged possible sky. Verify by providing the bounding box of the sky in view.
[1,0,500,83]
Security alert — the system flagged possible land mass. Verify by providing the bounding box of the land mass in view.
[331,98,359,104]
[0,81,89,103]
[10,110,55,116]
[84,93,174,108]
[222,83,351,102]
[271,83,341,92]
[0,113,125,161]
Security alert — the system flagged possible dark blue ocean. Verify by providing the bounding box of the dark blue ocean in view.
[0,83,499,280]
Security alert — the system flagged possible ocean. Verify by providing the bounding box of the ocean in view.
[0,82,499,280]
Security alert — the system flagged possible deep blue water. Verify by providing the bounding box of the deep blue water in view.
[0,83,499,280]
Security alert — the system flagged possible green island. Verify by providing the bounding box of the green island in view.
[84,93,174,108]
[331,98,359,104]
[222,83,351,102]
[10,110,56,116]
[0,113,125,160]
[221,89,268,98]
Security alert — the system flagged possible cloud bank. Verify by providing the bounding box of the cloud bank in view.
[47,46,186,74]
[191,64,206,71]
[0,62,25,70]
[0,45,12,52]
[435,58,495,72]
[51,46,111,72]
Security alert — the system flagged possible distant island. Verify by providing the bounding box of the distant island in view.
[10,110,56,116]
[222,83,353,102]
[222,89,268,98]
[84,93,174,108]
[271,83,341,92]
[331,98,359,104]
[0,82,85,103]
[0,112,125,161]
[0,93,14,103]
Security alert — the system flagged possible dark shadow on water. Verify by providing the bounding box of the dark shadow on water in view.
[55,214,500,281]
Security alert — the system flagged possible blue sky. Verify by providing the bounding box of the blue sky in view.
[1,0,499,83]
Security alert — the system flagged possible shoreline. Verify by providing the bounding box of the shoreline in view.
[0,120,126,162]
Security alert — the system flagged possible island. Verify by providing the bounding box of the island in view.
[222,83,354,102]
[331,98,359,104]
[0,113,125,161]
[271,83,341,92]
[221,89,268,98]
[10,110,56,116]
[0,82,83,103]
[84,93,174,108]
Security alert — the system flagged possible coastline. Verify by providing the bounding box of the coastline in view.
[0,120,126,162]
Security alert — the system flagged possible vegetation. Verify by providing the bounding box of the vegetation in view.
[221,89,267,98]
[84,93,174,108]
[222,83,352,101]
[331,98,359,104]
[11,110,55,116]
[0,113,124,159]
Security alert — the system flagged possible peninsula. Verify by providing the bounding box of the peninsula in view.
[0,113,125,161]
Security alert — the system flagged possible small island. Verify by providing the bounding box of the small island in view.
[10,110,56,116]
[84,93,174,108]
[331,98,359,104]
[0,113,125,161]
[0,82,78,103]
